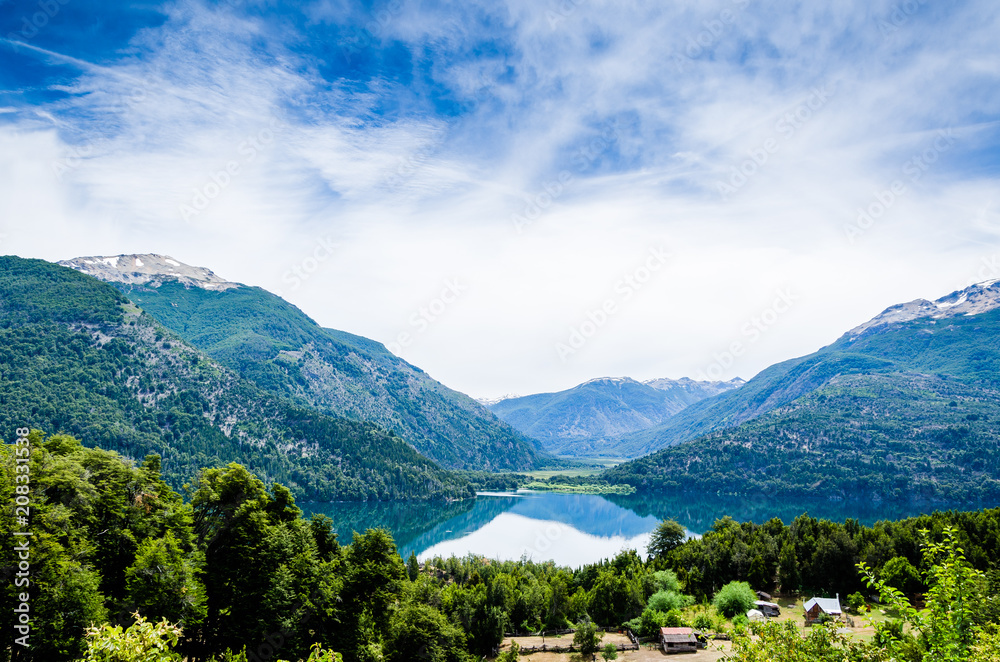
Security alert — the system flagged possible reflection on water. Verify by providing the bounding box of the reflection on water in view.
[301,491,969,567]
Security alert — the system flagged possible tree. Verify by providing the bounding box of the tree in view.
[407,551,420,582]
[712,581,757,619]
[573,620,603,659]
[647,519,686,558]
[777,541,799,592]
[125,531,207,628]
[383,603,468,662]
[881,556,923,595]
[601,641,619,661]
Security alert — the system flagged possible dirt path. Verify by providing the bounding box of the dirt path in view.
[497,635,732,661]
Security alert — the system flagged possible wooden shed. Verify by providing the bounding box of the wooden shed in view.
[660,627,698,654]
[804,596,843,626]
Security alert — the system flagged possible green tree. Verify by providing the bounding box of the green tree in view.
[777,540,799,593]
[712,581,756,619]
[383,603,468,662]
[881,556,923,595]
[407,551,420,582]
[573,620,603,659]
[125,531,207,628]
[647,519,686,558]
[601,641,619,661]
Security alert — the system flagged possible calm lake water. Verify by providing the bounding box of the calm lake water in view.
[301,491,971,568]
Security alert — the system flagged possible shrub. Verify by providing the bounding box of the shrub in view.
[693,613,714,631]
[732,614,750,630]
[82,613,182,662]
[664,610,685,628]
[648,590,691,612]
[638,608,668,637]
[713,581,757,619]
[845,592,867,614]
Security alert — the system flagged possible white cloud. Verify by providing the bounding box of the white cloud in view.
[1,0,999,398]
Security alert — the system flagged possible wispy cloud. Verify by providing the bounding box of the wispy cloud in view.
[0,0,998,397]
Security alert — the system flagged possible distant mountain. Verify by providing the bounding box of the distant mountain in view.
[0,256,471,501]
[488,375,744,457]
[61,254,545,471]
[605,280,1000,502]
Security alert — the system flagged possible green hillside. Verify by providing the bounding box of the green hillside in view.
[104,278,544,471]
[606,306,1000,502]
[0,256,472,501]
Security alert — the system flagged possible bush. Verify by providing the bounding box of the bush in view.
[713,581,757,619]
[732,614,750,630]
[638,609,668,637]
[648,590,691,612]
[644,570,681,596]
[693,613,714,631]
[845,592,867,614]
[82,613,183,662]
[664,610,685,628]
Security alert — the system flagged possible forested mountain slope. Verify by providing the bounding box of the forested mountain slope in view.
[0,256,471,500]
[61,254,544,471]
[606,281,1000,502]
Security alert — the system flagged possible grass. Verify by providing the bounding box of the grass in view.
[525,458,623,479]
[522,482,637,495]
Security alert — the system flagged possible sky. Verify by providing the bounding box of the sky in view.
[1,0,999,399]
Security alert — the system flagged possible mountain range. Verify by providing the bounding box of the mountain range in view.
[605,280,1000,502]
[488,376,744,457]
[0,256,475,500]
[59,254,545,472]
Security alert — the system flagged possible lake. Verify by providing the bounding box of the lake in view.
[301,491,971,568]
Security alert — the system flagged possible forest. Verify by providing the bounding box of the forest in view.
[4,431,1000,661]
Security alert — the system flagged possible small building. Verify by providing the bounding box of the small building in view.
[754,600,781,617]
[804,596,843,626]
[660,627,698,654]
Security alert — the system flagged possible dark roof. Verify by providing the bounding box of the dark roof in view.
[660,627,693,635]
[660,627,696,644]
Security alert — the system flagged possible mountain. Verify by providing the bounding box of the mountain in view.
[488,376,744,456]
[604,280,1000,502]
[0,256,472,501]
[60,254,544,471]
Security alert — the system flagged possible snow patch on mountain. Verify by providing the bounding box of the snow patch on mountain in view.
[60,254,238,291]
[848,279,1000,339]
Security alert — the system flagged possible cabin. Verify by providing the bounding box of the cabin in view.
[804,596,843,626]
[660,627,698,654]
[754,600,781,618]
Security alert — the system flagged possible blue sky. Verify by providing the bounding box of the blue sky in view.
[1,0,999,397]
